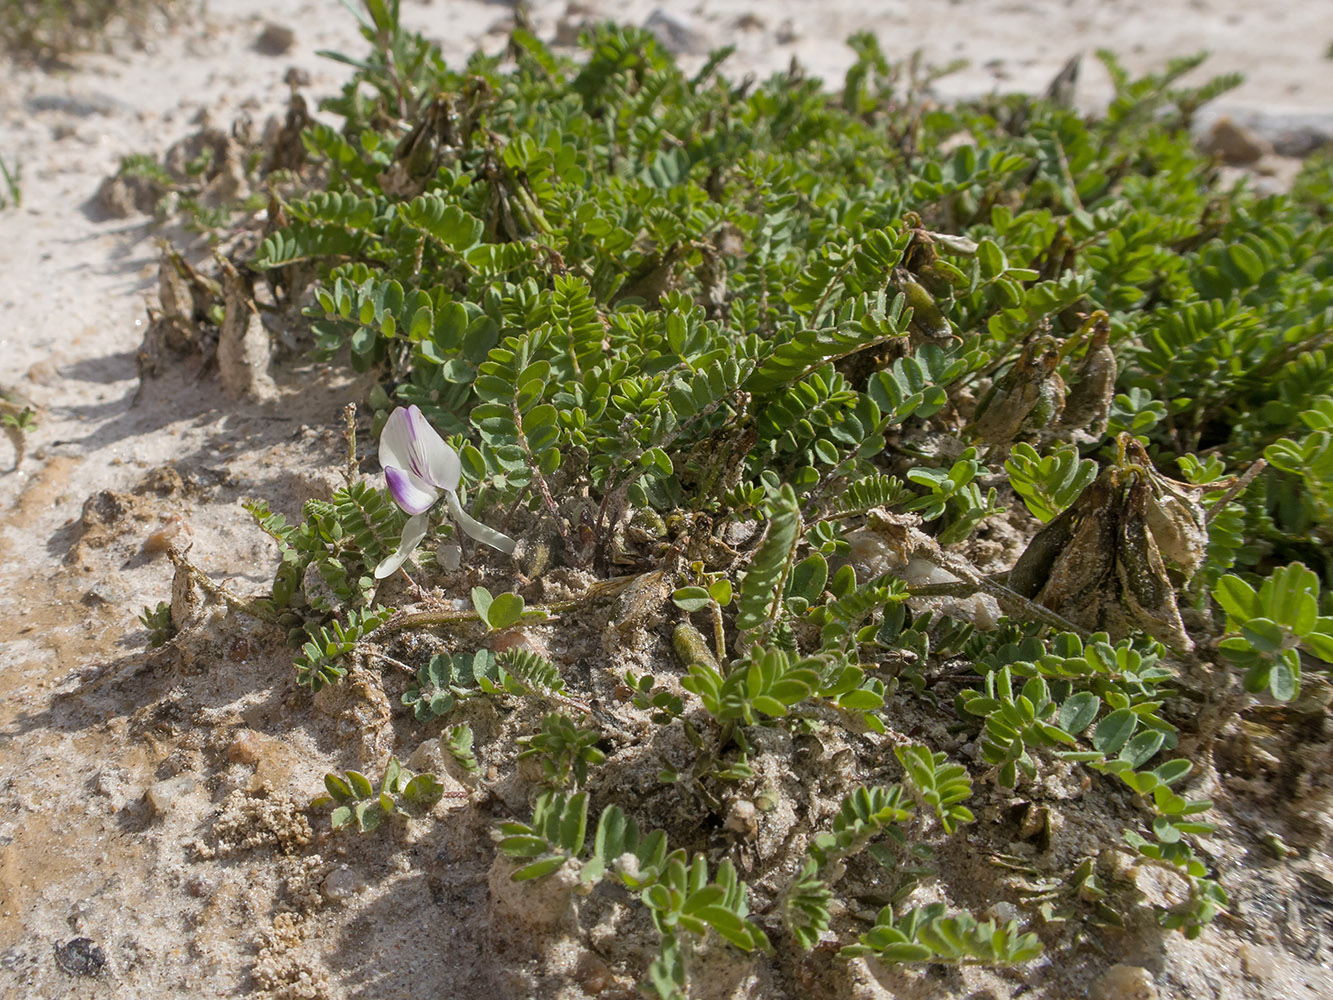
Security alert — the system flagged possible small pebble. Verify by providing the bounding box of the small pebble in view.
[322,865,367,903]
[225,729,261,765]
[1200,117,1269,165]
[488,627,547,659]
[553,11,590,47]
[27,92,128,117]
[187,874,215,899]
[1238,942,1277,982]
[407,738,443,774]
[53,938,105,978]
[92,767,132,812]
[145,776,198,818]
[1090,964,1157,1000]
[643,8,710,55]
[574,951,613,994]
[255,23,296,55]
[724,799,758,838]
[437,543,462,571]
[1271,126,1330,158]
[142,516,190,554]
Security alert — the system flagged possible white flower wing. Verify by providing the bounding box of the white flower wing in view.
[385,465,439,515]
[378,406,418,472]
[412,407,461,491]
[374,512,430,579]
[446,490,516,555]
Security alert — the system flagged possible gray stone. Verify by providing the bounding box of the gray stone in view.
[553,9,591,48]
[254,23,295,56]
[322,865,367,903]
[1090,964,1157,1000]
[27,92,129,117]
[644,8,710,56]
[53,938,106,978]
[1238,942,1277,982]
[92,767,133,811]
[1271,126,1331,158]
[1200,117,1269,166]
[145,776,199,818]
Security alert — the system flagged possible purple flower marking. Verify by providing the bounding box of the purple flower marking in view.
[374,405,514,579]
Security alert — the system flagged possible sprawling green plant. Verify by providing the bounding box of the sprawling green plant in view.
[145,2,1333,994]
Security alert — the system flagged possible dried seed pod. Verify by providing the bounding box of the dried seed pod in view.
[673,621,718,671]
[913,260,957,298]
[1142,486,1208,581]
[1016,470,1126,636]
[1008,470,1110,600]
[897,272,953,342]
[607,569,672,638]
[263,88,310,176]
[1123,438,1208,583]
[931,232,979,256]
[1117,477,1193,650]
[900,227,952,297]
[1058,311,1115,441]
[972,338,1067,447]
[1006,438,1204,650]
[1027,358,1068,430]
[157,245,197,321]
[378,97,458,199]
[1044,54,1081,109]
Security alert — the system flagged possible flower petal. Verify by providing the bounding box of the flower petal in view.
[380,405,460,491]
[446,489,516,555]
[378,406,418,473]
[414,408,461,492]
[374,513,430,579]
[385,465,439,515]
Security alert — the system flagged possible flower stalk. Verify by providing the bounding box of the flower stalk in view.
[374,405,515,579]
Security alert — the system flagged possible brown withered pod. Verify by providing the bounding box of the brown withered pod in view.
[894,212,978,347]
[970,335,1067,449]
[1007,435,1208,650]
[1054,310,1116,444]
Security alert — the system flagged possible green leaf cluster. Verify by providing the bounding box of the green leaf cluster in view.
[245,482,406,630]
[1214,562,1333,701]
[1005,442,1098,523]
[138,601,175,648]
[294,605,393,690]
[843,903,1043,966]
[517,712,606,789]
[316,756,445,832]
[401,648,497,720]
[498,795,770,998]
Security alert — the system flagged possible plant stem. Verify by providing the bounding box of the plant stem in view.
[167,549,280,624]
[710,599,727,662]
[342,402,358,486]
[512,399,572,551]
[1205,458,1266,523]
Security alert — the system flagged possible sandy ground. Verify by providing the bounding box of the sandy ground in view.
[0,1,1331,998]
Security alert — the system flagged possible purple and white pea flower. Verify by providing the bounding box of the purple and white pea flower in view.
[374,405,515,579]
